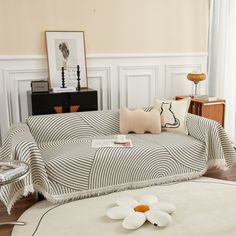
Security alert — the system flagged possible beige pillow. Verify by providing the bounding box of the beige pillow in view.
[119,108,161,134]
[154,97,191,135]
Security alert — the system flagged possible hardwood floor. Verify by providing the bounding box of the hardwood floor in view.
[1,162,236,236]
[204,161,236,181]
[0,194,37,236]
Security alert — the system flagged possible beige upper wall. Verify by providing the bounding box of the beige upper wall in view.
[0,0,209,54]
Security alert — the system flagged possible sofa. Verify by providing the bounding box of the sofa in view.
[0,108,235,213]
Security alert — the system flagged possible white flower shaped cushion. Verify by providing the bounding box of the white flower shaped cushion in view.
[106,195,176,230]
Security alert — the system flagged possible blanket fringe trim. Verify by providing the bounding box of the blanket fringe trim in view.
[6,184,35,214]
[7,168,207,214]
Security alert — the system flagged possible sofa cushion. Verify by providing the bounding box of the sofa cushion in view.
[154,97,191,135]
[119,108,161,134]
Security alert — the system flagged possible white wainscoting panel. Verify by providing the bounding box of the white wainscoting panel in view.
[118,65,160,108]
[0,53,207,144]
[165,64,207,98]
[4,69,48,124]
[87,66,112,110]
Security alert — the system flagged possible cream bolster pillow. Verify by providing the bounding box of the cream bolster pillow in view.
[119,108,161,134]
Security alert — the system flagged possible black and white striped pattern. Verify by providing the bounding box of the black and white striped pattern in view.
[0,110,235,213]
[89,133,206,189]
[27,111,120,143]
[187,113,236,168]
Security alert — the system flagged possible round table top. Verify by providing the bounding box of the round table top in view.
[0,160,30,186]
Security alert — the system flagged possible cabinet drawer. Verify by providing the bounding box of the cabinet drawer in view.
[69,91,98,111]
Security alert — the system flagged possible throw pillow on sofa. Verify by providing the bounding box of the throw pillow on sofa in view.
[154,97,191,135]
[120,107,161,134]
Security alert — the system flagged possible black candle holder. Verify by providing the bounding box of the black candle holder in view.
[61,67,66,88]
[77,65,81,91]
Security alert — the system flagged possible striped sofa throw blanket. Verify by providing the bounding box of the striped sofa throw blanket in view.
[0,110,235,213]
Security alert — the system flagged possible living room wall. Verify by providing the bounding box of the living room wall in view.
[0,0,209,54]
[0,0,209,144]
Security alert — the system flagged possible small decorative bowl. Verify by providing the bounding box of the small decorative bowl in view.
[187,73,206,84]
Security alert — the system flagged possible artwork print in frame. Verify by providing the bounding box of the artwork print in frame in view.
[45,31,88,89]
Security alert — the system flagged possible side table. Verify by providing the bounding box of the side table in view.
[0,161,30,226]
[176,96,225,127]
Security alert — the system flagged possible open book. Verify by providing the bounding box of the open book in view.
[0,163,26,181]
[193,95,218,101]
[92,139,133,148]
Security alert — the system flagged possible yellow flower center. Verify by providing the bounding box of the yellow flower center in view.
[134,204,150,213]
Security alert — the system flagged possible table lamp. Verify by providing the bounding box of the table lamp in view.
[187,73,206,96]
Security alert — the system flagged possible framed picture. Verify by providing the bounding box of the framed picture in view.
[45,31,88,89]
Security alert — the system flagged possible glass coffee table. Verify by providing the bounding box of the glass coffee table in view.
[0,160,30,226]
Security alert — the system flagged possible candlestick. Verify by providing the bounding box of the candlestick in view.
[77,65,81,91]
[61,67,66,88]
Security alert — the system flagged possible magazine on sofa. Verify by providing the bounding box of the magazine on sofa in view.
[92,139,133,148]
[0,163,25,181]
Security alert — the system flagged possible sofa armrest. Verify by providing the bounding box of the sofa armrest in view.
[0,123,49,213]
[0,123,39,161]
[186,113,236,169]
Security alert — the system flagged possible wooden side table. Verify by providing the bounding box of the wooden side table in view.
[176,96,225,127]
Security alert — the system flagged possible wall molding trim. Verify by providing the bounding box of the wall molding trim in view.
[0,52,208,61]
[88,53,208,59]
[0,53,207,143]
[0,55,46,61]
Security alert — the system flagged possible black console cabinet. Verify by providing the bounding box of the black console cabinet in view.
[28,88,98,115]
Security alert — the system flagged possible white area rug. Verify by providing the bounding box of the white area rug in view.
[12,177,236,236]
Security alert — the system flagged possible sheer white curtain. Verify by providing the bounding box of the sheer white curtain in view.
[208,0,236,144]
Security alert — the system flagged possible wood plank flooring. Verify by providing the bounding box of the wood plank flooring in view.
[1,162,236,236]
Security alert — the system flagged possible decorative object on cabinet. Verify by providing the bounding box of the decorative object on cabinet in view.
[31,81,49,93]
[27,88,97,115]
[77,65,81,91]
[51,86,76,93]
[45,31,88,89]
[187,73,206,96]
[176,96,225,127]
[61,66,66,88]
